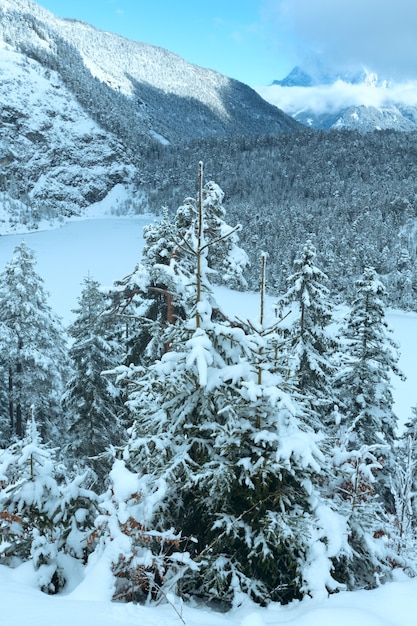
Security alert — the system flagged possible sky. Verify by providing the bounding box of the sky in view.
[36,0,417,87]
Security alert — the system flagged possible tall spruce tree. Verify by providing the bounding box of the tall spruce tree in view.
[0,242,69,444]
[63,277,125,485]
[335,267,402,449]
[277,240,338,429]
[334,267,404,505]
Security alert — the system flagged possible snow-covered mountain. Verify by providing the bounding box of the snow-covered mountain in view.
[295,103,417,132]
[259,66,417,131]
[0,0,299,230]
[272,66,384,88]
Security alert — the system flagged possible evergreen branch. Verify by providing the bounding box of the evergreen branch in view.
[195,492,277,562]
[199,224,241,254]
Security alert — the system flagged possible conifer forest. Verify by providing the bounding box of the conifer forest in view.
[1,162,416,610]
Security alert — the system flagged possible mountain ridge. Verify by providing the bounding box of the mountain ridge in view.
[0,0,300,231]
[0,0,298,140]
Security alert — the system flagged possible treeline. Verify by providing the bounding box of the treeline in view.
[141,129,417,306]
[0,172,416,609]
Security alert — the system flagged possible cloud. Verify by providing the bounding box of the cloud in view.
[262,0,417,81]
[256,80,417,115]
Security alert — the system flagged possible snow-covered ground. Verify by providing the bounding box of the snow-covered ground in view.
[1,559,416,626]
[1,213,417,625]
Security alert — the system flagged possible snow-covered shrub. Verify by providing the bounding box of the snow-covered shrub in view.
[324,417,397,590]
[0,417,98,593]
[88,460,196,603]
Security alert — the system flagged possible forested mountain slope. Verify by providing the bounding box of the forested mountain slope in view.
[144,129,417,306]
[0,0,299,226]
[1,0,417,307]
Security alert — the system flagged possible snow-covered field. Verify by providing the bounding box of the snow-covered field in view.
[1,213,417,625]
[0,215,150,325]
[1,560,417,626]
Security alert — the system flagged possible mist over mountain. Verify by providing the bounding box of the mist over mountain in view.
[272,65,381,88]
[258,66,417,131]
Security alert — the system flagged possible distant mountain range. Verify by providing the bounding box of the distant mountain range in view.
[272,66,383,88]
[258,66,417,132]
[0,0,299,230]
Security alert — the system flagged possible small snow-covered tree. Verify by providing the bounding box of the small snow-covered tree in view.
[88,459,196,604]
[390,435,416,557]
[277,240,338,429]
[391,406,417,548]
[0,242,69,444]
[0,415,98,593]
[322,411,398,590]
[334,267,404,506]
[63,277,125,486]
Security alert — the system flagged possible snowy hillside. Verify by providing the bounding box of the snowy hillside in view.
[0,42,135,223]
[0,0,299,230]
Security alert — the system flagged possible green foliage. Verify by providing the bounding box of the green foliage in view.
[63,277,125,486]
[0,417,99,593]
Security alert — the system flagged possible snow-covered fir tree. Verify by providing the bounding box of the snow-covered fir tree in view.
[0,415,99,593]
[392,246,414,310]
[390,433,416,557]
[393,406,417,541]
[334,267,404,506]
[110,207,190,366]
[277,240,338,429]
[113,167,353,607]
[63,277,125,487]
[174,180,249,291]
[0,242,69,445]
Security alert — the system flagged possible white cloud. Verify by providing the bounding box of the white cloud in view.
[262,0,417,81]
[255,80,417,115]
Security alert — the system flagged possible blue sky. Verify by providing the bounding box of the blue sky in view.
[37,0,417,86]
